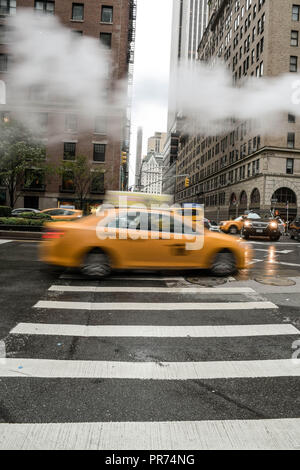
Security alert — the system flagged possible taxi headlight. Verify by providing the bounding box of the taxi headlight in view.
[270,221,278,228]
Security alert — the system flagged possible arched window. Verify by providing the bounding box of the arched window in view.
[230,192,237,205]
[240,191,247,206]
[272,187,297,205]
[250,188,260,205]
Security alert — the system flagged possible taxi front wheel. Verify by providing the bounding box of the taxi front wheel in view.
[211,252,237,277]
[82,251,111,278]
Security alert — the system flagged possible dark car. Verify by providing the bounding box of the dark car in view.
[289,217,300,241]
[241,216,281,241]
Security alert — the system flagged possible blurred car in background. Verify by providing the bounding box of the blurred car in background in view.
[241,216,281,241]
[289,217,300,241]
[219,212,261,234]
[204,218,220,232]
[11,208,41,216]
[40,207,251,277]
[41,208,83,220]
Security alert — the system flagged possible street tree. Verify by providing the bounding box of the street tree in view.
[58,154,105,211]
[0,119,48,208]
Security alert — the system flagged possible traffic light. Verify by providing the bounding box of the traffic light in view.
[121,151,127,165]
[185,177,190,188]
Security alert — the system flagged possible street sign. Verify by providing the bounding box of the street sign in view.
[271,198,277,204]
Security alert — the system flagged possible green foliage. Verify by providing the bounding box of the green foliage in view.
[0,206,11,217]
[15,212,52,220]
[0,119,50,208]
[0,217,45,226]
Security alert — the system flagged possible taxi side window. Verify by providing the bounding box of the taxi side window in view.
[107,212,145,230]
[47,209,64,216]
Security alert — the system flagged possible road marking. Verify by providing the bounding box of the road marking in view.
[59,274,186,281]
[49,285,256,294]
[248,259,264,265]
[267,260,300,267]
[0,418,299,450]
[0,358,299,379]
[11,323,299,338]
[34,300,278,311]
[255,249,293,254]
[0,240,12,245]
[250,241,298,246]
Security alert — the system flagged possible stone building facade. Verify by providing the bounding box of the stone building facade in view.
[0,0,136,210]
[175,0,300,221]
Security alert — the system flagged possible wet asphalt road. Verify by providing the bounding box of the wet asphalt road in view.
[0,238,299,449]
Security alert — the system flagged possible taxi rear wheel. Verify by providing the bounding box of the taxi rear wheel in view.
[211,251,237,277]
[82,251,111,278]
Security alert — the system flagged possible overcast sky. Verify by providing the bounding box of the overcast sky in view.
[129,0,173,185]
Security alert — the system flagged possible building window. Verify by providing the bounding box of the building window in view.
[288,113,296,123]
[291,30,299,46]
[287,158,294,174]
[65,114,78,132]
[287,132,295,148]
[0,0,16,16]
[94,116,107,134]
[100,32,112,49]
[72,3,84,21]
[91,173,104,193]
[93,143,106,162]
[0,54,8,72]
[292,5,300,21]
[63,142,76,160]
[290,55,298,72]
[61,171,75,191]
[35,1,55,14]
[101,5,113,23]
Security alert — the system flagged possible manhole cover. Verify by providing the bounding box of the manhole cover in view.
[185,277,227,287]
[255,277,296,286]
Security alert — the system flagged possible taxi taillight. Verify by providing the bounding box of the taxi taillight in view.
[42,230,65,240]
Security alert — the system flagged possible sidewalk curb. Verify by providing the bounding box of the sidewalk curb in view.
[0,230,42,240]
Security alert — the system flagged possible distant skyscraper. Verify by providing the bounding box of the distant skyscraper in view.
[135,127,143,190]
[163,0,208,198]
[168,0,208,131]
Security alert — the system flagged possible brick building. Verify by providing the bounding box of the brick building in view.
[175,0,300,222]
[0,0,136,210]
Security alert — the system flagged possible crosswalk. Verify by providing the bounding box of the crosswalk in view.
[0,273,299,449]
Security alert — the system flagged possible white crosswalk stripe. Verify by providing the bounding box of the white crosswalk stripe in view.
[11,322,299,337]
[0,240,12,245]
[1,273,300,449]
[34,300,278,310]
[0,418,299,450]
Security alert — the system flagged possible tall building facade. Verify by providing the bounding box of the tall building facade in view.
[175,0,300,221]
[163,0,208,197]
[0,0,136,210]
[140,151,164,195]
[134,126,143,190]
[147,132,167,154]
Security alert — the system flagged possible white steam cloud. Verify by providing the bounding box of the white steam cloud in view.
[170,62,300,135]
[5,10,127,139]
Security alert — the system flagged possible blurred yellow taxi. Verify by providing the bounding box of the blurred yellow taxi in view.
[41,208,83,220]
[219,212,261,235]
[40,207,251,277]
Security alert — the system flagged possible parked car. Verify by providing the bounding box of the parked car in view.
[204,218,220,232]
[40,208,252,277]
[289,217,300,241]
[40,208,83,220]
[11,208,41,216]
[241,216,281,241]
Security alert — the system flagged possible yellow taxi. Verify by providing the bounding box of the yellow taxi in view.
[40,207,251,277]
[41,208,83,220]
[219,212,261,235]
